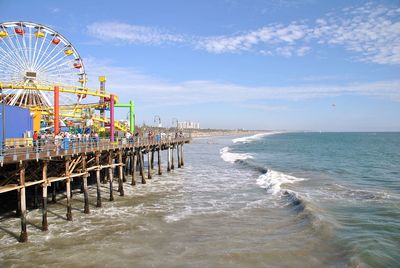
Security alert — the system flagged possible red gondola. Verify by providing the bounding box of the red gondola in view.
[73,62,82,69]
[15,28,24,35]
[52,37,60,45]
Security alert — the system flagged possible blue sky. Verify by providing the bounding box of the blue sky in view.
[1,0,399,131]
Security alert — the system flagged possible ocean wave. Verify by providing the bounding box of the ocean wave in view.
[256,169,305,195]
[232,132,282,144]
[220,147,254,163]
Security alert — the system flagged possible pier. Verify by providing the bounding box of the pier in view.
[0,135,190,242]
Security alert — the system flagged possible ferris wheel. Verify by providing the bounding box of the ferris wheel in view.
[0,21,88,108]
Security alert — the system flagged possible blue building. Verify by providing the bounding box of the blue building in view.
[0,105,33,140]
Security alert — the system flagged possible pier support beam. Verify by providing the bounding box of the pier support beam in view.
[177,144,181,168]
[151,149,154,170]
[82,154,90,214]
[118,150,124,196]
[42,160,48,231]
[95,152,102,208]
[19,162,27,242]
[180,144,184,167]
[167,145,171,172]
[108,151,114,201]
[65,157,72,221]
[171,145,175,170]
[147,149,152,179]
[139,150,146,184]
[157,147,162,175]
[131,150,137,185]
[51,182,57,203]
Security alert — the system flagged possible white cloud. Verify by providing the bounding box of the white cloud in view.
[87,22,184,45]
[84,57,400,107]
[86,3,400,64]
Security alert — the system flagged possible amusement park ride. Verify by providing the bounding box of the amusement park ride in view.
[0,21,135,140]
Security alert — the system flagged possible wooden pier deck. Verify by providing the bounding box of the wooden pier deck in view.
[0,136,191,242]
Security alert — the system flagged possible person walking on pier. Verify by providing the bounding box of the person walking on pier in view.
[33,131,39,152]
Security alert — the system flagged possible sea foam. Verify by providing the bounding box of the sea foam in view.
[220,147,253,163]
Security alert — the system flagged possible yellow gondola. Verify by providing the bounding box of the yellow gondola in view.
[0,31,8,38]
[64,49,74,56]
[34,31,45,38]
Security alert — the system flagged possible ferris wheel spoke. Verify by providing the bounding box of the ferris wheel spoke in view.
[35,44,59,71]
[0,50,23,73]
[38,53,71,74]
[44,61,77,78]
[1,38,28,71]
[15,33,29,68]
[9,88,23,106]
[40,58,76,77]
[39,90,52,107]
[21,30,31,68]
[36,47,69,72]
[33,34,54,70]
[0,43,23,71]
[32,31,48,70]
[31,30,41,69]
[27,27,33,68]
[0,59,21,74]
[9,35,28,69]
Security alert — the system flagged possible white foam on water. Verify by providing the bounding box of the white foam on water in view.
[256,169,305,195]
[220,146,253,163]
[232,132,282,144]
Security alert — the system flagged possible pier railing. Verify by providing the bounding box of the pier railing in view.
[0,133,191,165]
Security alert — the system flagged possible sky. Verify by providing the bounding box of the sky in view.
[1,0,399,131]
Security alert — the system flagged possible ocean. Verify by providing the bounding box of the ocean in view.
[0,132,399,267]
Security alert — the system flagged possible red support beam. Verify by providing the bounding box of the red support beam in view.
[54,86,60,135]
[110,94,115,142]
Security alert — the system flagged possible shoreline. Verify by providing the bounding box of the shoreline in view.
[189,129,266,138]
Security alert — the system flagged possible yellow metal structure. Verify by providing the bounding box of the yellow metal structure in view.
[99,76,106,82]
[0,82,119,103]
[32,111,42,132]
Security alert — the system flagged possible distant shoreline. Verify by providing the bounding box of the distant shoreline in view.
[189,129,266,138]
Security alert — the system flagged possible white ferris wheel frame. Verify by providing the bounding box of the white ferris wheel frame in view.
[0,21,88,108]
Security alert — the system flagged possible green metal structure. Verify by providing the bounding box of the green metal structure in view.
[115,100,135,132]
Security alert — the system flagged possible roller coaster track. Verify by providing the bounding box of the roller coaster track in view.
[0,82,119,102]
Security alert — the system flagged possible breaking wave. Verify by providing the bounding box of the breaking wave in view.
[220,147,253,163]
[232,132,282,144]
[256,169,305,196]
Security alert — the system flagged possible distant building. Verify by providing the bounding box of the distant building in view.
[177,121,200,129]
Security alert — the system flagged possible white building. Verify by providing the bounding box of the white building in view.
[177,121,200,129]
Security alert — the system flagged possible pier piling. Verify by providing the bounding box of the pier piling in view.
[42,160,48,231]
[19,162,28,242]
[180,144,184,167]
[157,147,162,175]
[167,145,171,172]
[177,144,181,168]
[147,149,152,179]
[108,151,114,201]
[131,150,137,185]
[82,154,90,214]
[65,157,73,221]
[139,150,146,184]
[95,152,102,208]
[171,145,175,170]
[118,150,124,196]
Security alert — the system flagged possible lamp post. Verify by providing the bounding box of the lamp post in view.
[154,115,161,128]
